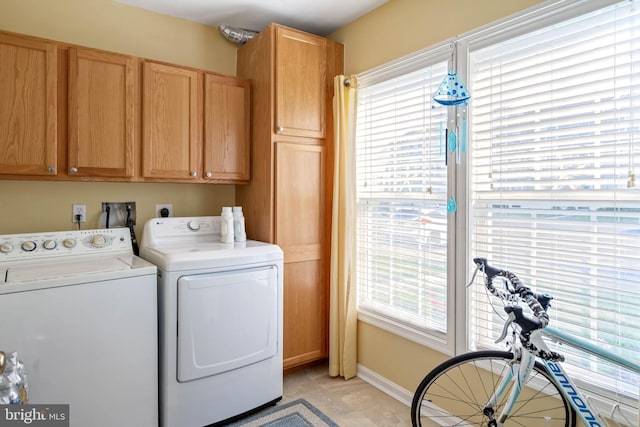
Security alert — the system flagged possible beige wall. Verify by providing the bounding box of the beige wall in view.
[0,180,234,234]
[331,0,546,76]
[0,0,238,235]
[330,0,546,393]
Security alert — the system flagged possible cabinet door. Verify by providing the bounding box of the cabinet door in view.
[0,33,57,176]
[203,73,250,182]
[275,142,327,367]
[275,142,325,256]
[283,260,326,368]
[142,61,201,180]
[68,47,136,178]
[275,27,326,139]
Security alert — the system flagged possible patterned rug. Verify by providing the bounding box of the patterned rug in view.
[227,399,339,427]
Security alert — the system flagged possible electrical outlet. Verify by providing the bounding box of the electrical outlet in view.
[72,204,86,223]
[156,204,173,218]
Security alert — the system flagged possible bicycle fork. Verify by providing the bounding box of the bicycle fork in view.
[483,351,537,427]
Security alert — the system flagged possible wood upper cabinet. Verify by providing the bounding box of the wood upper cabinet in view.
[68,47,137,178]
[0,32,58,176]
[142,61,202,180]
[0,30,248,183]
[203,73,250,182]
[275,26,326,139]
[142,62,249,183]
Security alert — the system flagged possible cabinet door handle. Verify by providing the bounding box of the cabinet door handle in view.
[70,167,78,174]
[206,171,212,178]
[277,125,284,133]
[48,166,56,174]
[190,171,197,177]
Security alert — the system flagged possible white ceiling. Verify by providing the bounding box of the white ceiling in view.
[114,0,388,36]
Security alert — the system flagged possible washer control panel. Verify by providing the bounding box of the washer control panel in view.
[0,228,133,261]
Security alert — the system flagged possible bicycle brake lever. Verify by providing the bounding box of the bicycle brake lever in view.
[466,263,482,288]
[495,311,516,344]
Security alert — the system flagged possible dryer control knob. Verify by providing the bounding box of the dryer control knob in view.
[63,238,77,248]
[21,241,36,252]
[43,239,57,250]
[90,235,106,248]
[187,221,200,231]
[0,242,13,253]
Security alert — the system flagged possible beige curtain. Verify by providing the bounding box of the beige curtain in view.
[329,75,358,380]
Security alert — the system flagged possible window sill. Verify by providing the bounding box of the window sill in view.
[357,310,454,357]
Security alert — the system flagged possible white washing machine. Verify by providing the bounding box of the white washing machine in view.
[139,216,284,427]
[0,227,158,426]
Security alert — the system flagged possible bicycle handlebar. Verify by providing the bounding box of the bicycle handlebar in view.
[473,257,564,362]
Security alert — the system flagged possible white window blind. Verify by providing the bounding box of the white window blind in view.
[356,60,450,338]
[469,0,640,399]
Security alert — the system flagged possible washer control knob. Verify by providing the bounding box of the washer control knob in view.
[0,243,13,253]
[21,241,36,252]
[187,221,200,231]
[63,238,77,248]
[90,235,106,248]
[43,239,57,250]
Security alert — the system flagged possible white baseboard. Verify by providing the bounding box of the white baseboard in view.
[355,364,465,427]
[356,363,414,408]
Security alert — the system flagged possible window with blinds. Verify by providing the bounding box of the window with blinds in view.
[469,0,640,399]
[356,61,450,339]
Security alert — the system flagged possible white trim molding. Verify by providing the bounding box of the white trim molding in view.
[356,363,413,408]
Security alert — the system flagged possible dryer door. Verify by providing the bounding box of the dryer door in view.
[177,266,278,382]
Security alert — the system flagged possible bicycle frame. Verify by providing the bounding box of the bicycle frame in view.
[484,348,537,425]
[543,358,606,427]
[490,328,640,427]
[543,327,640,427]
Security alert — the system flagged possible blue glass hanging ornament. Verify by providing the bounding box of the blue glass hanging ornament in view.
[447,130,457,153]
[435,66,471,166]
[433,70,471,106]
[447,196,457,214]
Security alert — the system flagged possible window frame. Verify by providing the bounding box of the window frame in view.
[356,44,459,356]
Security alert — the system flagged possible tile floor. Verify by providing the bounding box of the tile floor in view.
[280,363,413,426]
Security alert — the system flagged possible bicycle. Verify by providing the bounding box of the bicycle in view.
[411,257,640,427]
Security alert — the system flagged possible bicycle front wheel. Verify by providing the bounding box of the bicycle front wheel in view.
[411,350,576,427]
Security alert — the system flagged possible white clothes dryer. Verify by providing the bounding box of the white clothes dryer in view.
[140,216,284,427]
[0,227,158,427]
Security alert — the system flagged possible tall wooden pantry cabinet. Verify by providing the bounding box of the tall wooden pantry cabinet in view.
[236,24,344,370]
